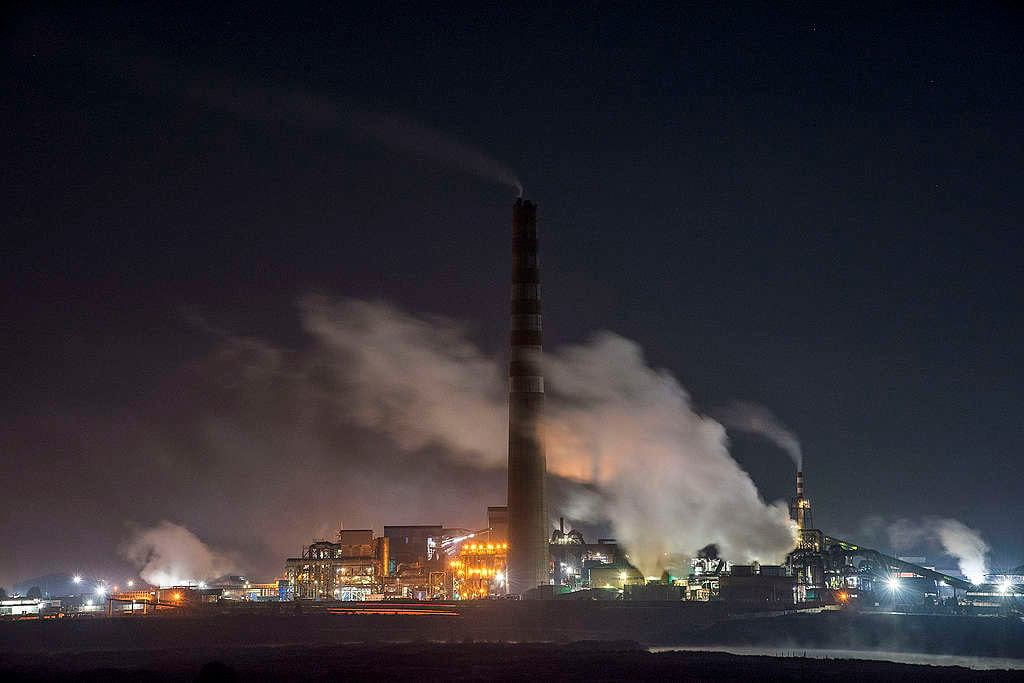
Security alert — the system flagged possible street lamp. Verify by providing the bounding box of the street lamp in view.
[885,575,900,611]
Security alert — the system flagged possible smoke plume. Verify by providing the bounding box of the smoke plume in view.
[542,335,798,575]
[297,297,796,576]
[121,521,235,587]
[300,296,507,465]
[350,111,524,196]
[866,515,990,585]
[934,518,990,585]
[713,401,803,470]
[124,59,524,195]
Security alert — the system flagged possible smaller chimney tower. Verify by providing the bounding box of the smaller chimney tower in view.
[790,471,813,530]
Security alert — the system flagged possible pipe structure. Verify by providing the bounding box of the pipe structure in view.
[506,198,549,595]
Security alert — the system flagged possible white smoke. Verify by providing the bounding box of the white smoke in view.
[296,297,796,576]
[300,296,507,465]
[933,518,989,585]
[121,521,235,587]
[713,401,802,470]
[543,335,798,575]
[873,515,990,585]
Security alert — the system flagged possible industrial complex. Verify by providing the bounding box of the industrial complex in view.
[4,199,1021,621]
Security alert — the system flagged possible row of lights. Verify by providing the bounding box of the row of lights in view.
[462,543,508,553]
[73,575,137,593]
[466,568,501,578]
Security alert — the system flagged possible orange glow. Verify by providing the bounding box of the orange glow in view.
[328,608,459,616]
[838,592,848,601]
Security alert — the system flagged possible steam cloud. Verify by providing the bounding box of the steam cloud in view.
[121,521,235,587]
[542,336,798,575]
[299,297,796,576]
[933,519,990,585]
[871,515,990,584]
[713,401,803,470]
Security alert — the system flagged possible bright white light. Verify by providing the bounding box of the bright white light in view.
[86,600,93,607]
[998,580,1013,595]
[495,572,505,583]
[72,575,82,584]
[95,585,106,596]
[198,582,207,589]
[886,576,900,590]
[127,580,134,587]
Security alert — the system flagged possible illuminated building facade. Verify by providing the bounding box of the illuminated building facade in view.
[285,530,389,600]
[450,542,508,599]
[383,524,444,572]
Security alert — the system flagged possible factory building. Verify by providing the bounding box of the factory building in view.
[719,568,794,610]
[589,565,644,591]
[549,520,627,590]
[487,506,509,543]
[450,542,509,599]
[383,524,444,573]
[285,530,389,600]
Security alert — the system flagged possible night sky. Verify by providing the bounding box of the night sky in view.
[3,4,1022,588]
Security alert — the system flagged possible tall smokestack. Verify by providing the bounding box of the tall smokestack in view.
[507,198,549,595]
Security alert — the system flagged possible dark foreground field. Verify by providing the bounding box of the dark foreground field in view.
[1,641,1021,682]
[2,607,1022,681]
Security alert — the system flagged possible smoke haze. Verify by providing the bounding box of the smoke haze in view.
[75,295,795,582]
[120,521,236,587]
[714,401,803,470]
[294,297,796,576]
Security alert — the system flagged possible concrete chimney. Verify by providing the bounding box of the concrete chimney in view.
[506,198,549,595]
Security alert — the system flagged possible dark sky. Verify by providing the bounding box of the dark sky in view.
[3,3,1022,587]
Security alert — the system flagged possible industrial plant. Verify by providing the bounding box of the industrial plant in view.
[260,198,1023,615]
[4,199,1021,621]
